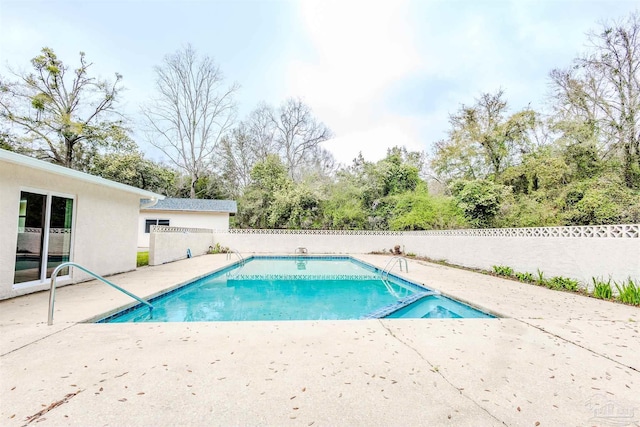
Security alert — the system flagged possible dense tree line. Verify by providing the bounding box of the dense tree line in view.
[1,12,639,228]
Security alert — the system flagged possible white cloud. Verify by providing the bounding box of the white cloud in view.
[287,0,423,163]
[322,115,425,165]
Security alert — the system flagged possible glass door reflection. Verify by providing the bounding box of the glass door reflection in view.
[14,192,47,284]
[46,196,73,277]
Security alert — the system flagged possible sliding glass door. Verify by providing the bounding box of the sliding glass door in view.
[14,191,74,286]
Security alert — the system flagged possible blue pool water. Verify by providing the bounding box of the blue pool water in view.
[98,256,493,323]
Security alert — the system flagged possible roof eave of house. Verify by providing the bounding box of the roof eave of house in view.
[140,207,237,214]
[0,149,166,200]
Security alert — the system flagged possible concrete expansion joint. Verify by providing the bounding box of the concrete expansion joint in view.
[377,320,509,427]
[515,318,640,374]
[0,323,77,358]
[21,388,84,426]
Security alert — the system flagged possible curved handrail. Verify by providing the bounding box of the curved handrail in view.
[226,249,244,263]
[48,262,153,325]
[225,249,246,278]
[381,277,401,299]
[379,256,411,299]
[381,256,409,280]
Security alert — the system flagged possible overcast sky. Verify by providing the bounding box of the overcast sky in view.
[1,0,638,165]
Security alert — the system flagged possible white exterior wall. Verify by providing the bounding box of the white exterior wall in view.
[400,234,639,286]
[213,232,398,255]
[148,227,214,266]
[0,162,141,299]
[211,227,640,286]
[138,210,229,248]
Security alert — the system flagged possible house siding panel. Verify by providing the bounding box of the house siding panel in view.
[0,161,140,300]
[137,210,230,248]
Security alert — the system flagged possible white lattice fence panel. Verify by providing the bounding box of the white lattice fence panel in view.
[220,224,639,238]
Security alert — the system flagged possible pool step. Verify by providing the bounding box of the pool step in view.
[361,291,440,319]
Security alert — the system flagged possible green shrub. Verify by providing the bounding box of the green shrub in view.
[389,187,468,231]
[208,243,229,254]
[546,276,562,290]
[493,265,514,277]
[515,272,534,282]
[592,277,613,300]
[451,179,508,227]
[548,276,579,291]
[615,278,640,306]
[561,175,640,225]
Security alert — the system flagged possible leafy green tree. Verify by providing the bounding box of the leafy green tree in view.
[168,171,229,199]
[268,183,322,229]
[562,142,603,181]
[388,183,467,230]
[450,179,508,227]
[494,194,561,228]
[322,177,367,229]
[0,48,130,168]
[0,130,14,151]
[500,146,570,195]
[378,147,421,195]
[560,175,640,225]
[357,148,422,225]
[432,90,536,181]
[236,155,291,228]
[88,151,178,195]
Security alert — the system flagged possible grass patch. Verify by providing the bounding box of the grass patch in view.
[592,277,613,300]
[535,269,548,286]
[515,272,534,283]
[616,278,640,306]
[548,276,579,291]
[492,265,514,277]
[137,251,149,267]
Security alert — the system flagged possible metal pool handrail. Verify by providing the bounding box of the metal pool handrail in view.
[381,256,409,280]
[47,262,153,325]
[226,249,244,263]
[380,277,401,299]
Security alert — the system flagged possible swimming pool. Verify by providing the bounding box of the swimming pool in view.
[98,256,494,322]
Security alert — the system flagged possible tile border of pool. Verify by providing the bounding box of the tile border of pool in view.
[91,255,498,323]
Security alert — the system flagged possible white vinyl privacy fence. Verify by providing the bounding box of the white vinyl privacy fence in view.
[150,224,640,285]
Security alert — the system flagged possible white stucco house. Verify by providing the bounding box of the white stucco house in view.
[138,198,237,248]
[0,149,165,300]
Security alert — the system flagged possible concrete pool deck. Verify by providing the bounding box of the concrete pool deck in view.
[1,254,638,426]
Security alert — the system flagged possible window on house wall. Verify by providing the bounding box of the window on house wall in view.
[145,219,170,233]
[14,191,74,286]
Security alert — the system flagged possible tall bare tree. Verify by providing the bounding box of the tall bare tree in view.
[246,102,278,158]
[217,123,259,197]
[142,44,238,198]
[0,47,129,169]
[217,99,332,191]
[271,98,332,180]
[550,11,640,187]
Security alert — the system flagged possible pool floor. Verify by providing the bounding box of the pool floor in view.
[99,256,493,322]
